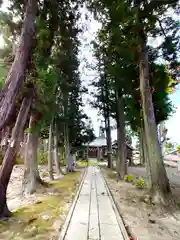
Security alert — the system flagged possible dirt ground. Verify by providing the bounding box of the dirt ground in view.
[102,168,180,240]
[0,165,84,240]
[7,165,64,211]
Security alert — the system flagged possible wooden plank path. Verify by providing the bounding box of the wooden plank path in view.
[59,165,129,240]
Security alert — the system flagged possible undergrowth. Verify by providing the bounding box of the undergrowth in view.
[124,174,134,183]
[135,177,146,189]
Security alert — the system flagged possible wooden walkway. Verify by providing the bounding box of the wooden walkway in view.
[59,165,129,240]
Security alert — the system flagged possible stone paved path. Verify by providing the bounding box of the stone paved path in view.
[59,166,126,240]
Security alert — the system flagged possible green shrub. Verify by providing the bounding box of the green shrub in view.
[37,151,66,166]
[38,152,48,165]
[135,177,146,189]
[124,174,134,183]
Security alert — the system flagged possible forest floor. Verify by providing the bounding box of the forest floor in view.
[102,167,180,240]
[0,164,85,240]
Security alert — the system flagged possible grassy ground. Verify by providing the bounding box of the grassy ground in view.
[76,160,88,167]
[0,171,82,240]
[76,159,98,167]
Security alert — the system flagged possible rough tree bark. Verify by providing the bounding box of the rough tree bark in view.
[0,92,32,217]
[43,139,48,152]
[139,29,171,202]
[64,123,75,173]
[66,154,75,172]
[0,0,37,129]
[139,128,145,165]
[39,138,44,153]
[140,124,152,188]
[22,114,43,195]
[103,74,112,168]
[62,90,71,172]
[64,123,72,172]
[0,127,10,155]
[105,116,112,169]
[48,122,54,180]
[54,123,64,176]
[116,91,127,179]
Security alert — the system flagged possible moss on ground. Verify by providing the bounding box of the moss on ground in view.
[76,159,98,168]
[15,157,24,165]
[0,171,81,240]
[88,159,98,166]
[76,160,88,167]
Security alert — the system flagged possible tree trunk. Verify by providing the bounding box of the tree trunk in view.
[0,127,10,153]
[54,124,64,176]
[116,91,127,179]
[102,74,112,168]
[65,122,74,173]
[39,139,44,153]
[66,154,75,172]
[62,89,71,171]
[0,93,32,217]
[0,0,37,130]
[64,123,70,171]
[105,116,112,169]
[48,123,54,180]
[43,139,48,152]
[158,122,167,157]
[139,29,170,202]
[140,124,152,188]
[139,128,145,165]
[22,114,42,195]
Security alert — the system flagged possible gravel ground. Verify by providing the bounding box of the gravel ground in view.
[102,168,180,240]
